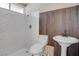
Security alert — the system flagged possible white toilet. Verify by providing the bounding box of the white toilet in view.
[29,35,48,56]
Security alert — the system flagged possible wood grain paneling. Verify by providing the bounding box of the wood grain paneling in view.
[39,5,79,56]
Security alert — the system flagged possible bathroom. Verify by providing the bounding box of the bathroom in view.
[0,3,79,56]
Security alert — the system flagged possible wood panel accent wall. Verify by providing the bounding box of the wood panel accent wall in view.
[39,5,79,56]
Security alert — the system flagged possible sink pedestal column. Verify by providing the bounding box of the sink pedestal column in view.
[61,45,68,56]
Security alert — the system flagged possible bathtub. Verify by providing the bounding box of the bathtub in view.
[8,47,54,56]
[8,48,32,56]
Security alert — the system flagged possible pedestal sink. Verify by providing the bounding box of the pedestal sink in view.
[53,35,79,56]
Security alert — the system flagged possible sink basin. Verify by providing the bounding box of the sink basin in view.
[53,35,79,56]
[53,35,79,44]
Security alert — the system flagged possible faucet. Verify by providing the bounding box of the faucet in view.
[63,30,68,36]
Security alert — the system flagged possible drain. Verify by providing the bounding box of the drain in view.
[26,51,29,53]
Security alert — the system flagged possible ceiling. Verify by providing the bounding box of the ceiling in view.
[25,3,79,13]
[12,3,79,13]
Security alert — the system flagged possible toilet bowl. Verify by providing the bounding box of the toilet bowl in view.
[29,35,48,56]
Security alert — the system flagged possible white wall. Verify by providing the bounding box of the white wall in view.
[24,11,39,49]
[0,5,39,55]
[0,8,26,55]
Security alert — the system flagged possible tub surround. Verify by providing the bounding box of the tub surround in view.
[0,7,40,55]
